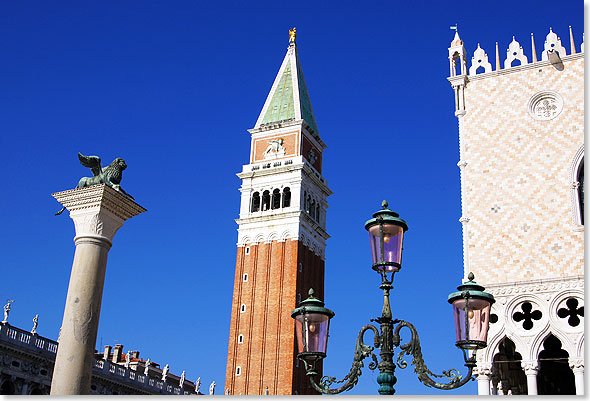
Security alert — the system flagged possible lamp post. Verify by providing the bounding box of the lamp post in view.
[291,200,495,395]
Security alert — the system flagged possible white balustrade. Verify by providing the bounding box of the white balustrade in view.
[7,328,17,339]
[19,332,31,343]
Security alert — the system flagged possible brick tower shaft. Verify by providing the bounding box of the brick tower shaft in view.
[225,32,331,395]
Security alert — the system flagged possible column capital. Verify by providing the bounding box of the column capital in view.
[522,360,539,374]
[569,358,584,372]
[53,184,146,243]
[475,361,493,376]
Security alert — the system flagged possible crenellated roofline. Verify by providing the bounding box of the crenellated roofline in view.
[447,26,584,80]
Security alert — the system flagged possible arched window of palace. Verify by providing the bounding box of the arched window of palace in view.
[0,380,16,395]
[251,192,260,212]
[271,189,281,210]
[262,190,270,211]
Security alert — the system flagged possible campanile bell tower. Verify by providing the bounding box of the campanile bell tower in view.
[225,29,331,395]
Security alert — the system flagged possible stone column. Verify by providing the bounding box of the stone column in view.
[50,184,145,395]
[522,360,539,395]
[569,358,584,395]
[474,362,493,395]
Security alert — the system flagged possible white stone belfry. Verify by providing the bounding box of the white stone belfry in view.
[448,31,468,117]
[448,31,467,77]
[50,184,146,395]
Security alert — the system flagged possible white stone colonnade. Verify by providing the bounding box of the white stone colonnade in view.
[475,359,584,395]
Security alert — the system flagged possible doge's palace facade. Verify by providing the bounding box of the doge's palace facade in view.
[447,27,584,395]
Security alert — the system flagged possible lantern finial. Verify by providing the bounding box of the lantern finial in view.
[467,272,474,281]
[308,288,315,298]
[382,200,388,209]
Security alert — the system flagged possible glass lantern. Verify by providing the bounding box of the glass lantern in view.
[364,201,409,272]
[448,273,495,350]
[291,289,335,363]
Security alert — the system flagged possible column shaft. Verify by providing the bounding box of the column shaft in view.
[525,373,538,395]
[477,375,491,395]
[50,237,111,394]
[573,369,584,395]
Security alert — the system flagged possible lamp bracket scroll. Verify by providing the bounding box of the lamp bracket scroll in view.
[303,324,381,394]
[392,320,475,390]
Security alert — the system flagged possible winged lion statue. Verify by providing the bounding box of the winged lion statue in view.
[55,153,134,215]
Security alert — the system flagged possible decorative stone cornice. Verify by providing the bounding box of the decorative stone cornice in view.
[486,275,584,296]
[53,184,146,221]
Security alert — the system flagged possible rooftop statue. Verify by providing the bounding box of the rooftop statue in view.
[289,27,296,43]
[31,314,39,335]
[55,153,134,215]
[2,300,14,324]
[144,358,151,375]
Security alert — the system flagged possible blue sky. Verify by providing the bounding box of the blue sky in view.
[0,0,583,395]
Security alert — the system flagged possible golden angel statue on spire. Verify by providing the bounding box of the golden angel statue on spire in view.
[289,27,296,43]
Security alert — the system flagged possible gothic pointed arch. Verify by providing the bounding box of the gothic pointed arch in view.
[492,337,527,395]
[537,334,576,394]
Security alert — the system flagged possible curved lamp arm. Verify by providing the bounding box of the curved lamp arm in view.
[302,324,381,394]
[392,320,476,390]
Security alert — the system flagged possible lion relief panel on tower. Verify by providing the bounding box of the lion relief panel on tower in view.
[252,131,299,163]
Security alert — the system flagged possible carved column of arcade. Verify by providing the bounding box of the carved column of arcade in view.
[522,360,539,395]
[475,362,493,395]
[50,184,145,395]
[569,358,584,395]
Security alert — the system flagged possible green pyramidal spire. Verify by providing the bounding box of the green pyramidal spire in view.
[254,38,320,135]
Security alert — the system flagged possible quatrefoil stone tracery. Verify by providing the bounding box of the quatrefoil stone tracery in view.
[513,302,542,330]
[557,298,584,327]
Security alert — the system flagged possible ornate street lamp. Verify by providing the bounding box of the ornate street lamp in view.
[292,201,495,395]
